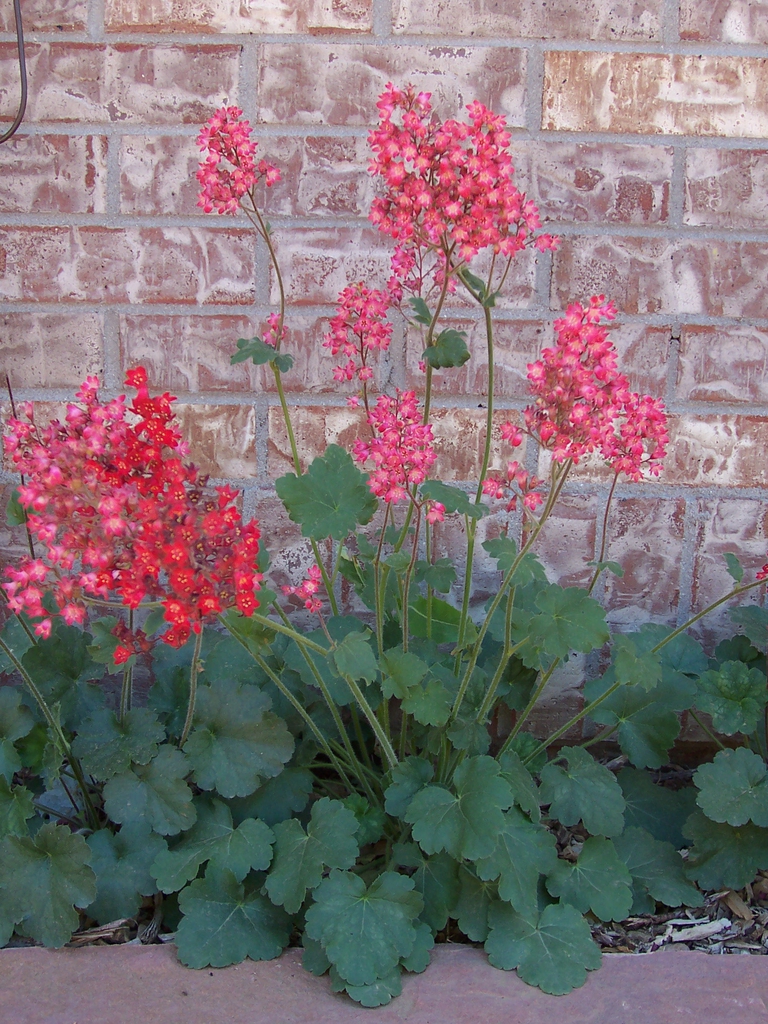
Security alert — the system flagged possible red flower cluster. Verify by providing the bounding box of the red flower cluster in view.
[524,297,668,481]
[282,564,324,614]
[323,282,393,388]
[368,83,558,283]
[197,105,280,215]
[352,390,437,504]
[2,369,262,650]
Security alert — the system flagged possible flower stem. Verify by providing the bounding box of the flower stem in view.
[178,627,203,748]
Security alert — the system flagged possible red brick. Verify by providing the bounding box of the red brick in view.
[680,1,768,43]
[393,0,661,39]
[120,136,200,216]
[0,0,86,31]
[536,494,598,588]
[173,403,257,479]
[1,313,102,388]
[0,136,106,214]
[0,45,239,124]
[105,0,372,33]
[543,53,768,137]
[264,136,375,219]
[690,499,768,647]
[257,44,526,126]
[0,227,254,305]
[514,141,672,226]
[602,497,686,625]
[664,415,768,488]
[685,148,768,228]
[270,227,392,306]
[676,325,768,404]
[553,236,768,318]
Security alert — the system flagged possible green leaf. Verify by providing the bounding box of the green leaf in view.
[482,538,547,585]
[86,824,167,923]
[423,328,470,369]
[401,921,434,973]
[265,797,359,914]
[408,296,432,326]
[613,827,703,909]
[498,750,540,821]
[302,934,331,976]
[683,810,768,890]
[0,686,34,782]
[304,870,422,987]
[415,558,457,593]
[694,747,768,827]
[585,676,682,770]
[408,596,477,646]
[420,481,486,520]
[103,745,197,836]
[384,757,434,819]
[402,677,453,728]
[176,866,292,968]
[152,798,274,894]
[539,746,625,837]
[332,630,378,684]
[202,628,272,681]
[276,445,378,541]
[184,678,293,799]
[231,336,293,373]
[695,661,767,735]
[226,767,313,828]
[383,549,411,572]
[724,552,745,584]
[405,755,513,861]
[475,807,558,917]
[618,768,697,849]
[586,559,624,579]
[507,732,548,774]
[612,634,662,690]
[730,605,768,650]
[452,864,497,941]
[342,793,386,846]
[0,615,34,674]
[528,587,609,661]
[5,487,26,526]
[458,267,487,301]
[0,823,96,947]
[485,902,601,995]
[403,848,459,933]
[86,616,125,673]
[72,707,165,781]
[0,777,34,839]
[380,649,429,700]
[21,623,104,730]
[329,965,402,1007]
[546,837,633,921]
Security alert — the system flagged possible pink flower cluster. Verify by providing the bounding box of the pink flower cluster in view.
[353,390,437,504]
[368,84,558,282]
[2,369,262,651]
[524,297,668,481]
[282,564,324,614]
[323,282,393,388]
[197,105,280,215]
[262,312,287,349]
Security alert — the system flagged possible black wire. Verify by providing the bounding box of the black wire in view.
[0,0,26,144]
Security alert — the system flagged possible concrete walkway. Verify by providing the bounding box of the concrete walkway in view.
[1,943,766,1024]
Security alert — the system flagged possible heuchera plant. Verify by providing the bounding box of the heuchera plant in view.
[1,86,767,1002]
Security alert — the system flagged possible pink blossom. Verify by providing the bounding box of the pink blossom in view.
[197,106,280,215]
[282,564,324,614]
[353,390,437,503]
[324,282,393,386]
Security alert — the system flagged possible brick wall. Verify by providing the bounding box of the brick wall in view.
[1,0,768,692]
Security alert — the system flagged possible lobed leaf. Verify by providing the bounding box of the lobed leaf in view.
[694,747,768,827]
[545,837,633,922]
[539,746,625,837]
[86,824,167,923]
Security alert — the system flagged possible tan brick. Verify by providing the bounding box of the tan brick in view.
[0,0,86,31]
[543,52,768,137]
[393,0,661,39]
[120,136,201,216]
[0,44,239,124]
[685,148,768,228]
[553,236,768,318]
[258,44,526,126]
[1,313,102,388]
[105,0,371,33]
[602,498,685,625]
[264,136,376,219]
[690,499,768,647]
[0,227,254,305]
[0,136,106,215]
[664,415,768,488]
[515,141,672,226]
[680,0,768,43]
[676,326,768,404]
[174,403,257,479]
